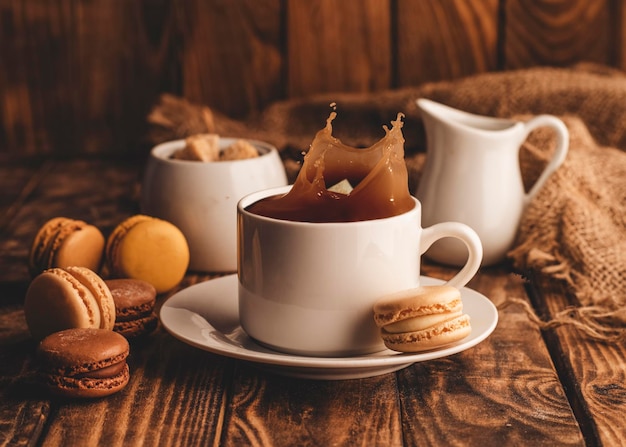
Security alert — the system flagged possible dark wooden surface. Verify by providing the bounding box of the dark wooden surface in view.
[1,158,626,446]
[2,1,625,444]
[2,0,626,158]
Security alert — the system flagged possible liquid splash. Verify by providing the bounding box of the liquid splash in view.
[247,110,414,222]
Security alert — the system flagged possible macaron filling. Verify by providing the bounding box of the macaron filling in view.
[71,361,128,380]
[41,364,130,396]
[382,314,471,343]
[383,309,464,333]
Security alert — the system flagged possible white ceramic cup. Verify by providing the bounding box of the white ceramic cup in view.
[141,138,288,272]
[237,185,483,357]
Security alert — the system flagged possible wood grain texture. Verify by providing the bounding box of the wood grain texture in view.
[0,159,45,236]
[174,0,283,119]
[396,0,499,86]
[222,365,402,446]
[504,0,613,69]
[534,276,626,446]
[286,0,392,97]
[2,0,626,156]
[0,0,176,156]
[398,268,584,446]
[615,0,626,70]
[0,399,48,447]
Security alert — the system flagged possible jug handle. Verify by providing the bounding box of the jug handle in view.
[522,115,569,204]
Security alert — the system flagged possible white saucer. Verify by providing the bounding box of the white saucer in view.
[160,274,498,380]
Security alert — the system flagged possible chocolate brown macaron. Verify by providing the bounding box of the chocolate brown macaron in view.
[105,279,158,339]
[36,328,130,399]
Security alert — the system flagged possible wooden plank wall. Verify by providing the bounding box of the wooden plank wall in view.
[0,0,624,157]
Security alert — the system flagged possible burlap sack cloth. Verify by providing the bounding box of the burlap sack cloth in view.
[147,63,626,342]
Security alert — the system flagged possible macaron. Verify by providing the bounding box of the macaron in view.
[373,285,471,352]
[36,328,130,398]
[106,215,189,293]
[24,266,116,341]
[105,279,158,339]
[28,217,105,277]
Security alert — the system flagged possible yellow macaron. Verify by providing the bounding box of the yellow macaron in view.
[106,215,189,293]
[28,217,105,277]
[24,266,116,341]
[373,285,471,352]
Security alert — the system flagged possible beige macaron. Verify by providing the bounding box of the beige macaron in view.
[24,266,116,341]
[373,285,471,352]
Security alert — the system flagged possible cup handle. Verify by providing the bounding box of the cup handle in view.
[521,115,569,203]
[420,222,483,288]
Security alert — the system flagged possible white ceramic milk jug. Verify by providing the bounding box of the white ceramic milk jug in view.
[415,98,569,266]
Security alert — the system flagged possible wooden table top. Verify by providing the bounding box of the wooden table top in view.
[1,157,624,446]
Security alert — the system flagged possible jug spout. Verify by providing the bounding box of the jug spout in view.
[417,98,519,135]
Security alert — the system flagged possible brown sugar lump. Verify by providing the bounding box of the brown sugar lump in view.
[36,328,130,398]
[373,285,471,352]
[28,217,105,277]
[171,133,259,162]
[219,139,259,160]
[24,267,116,341]
[172,133,221,161]
[105,279,158,339]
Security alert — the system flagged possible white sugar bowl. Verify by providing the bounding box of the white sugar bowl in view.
[141,137,288,272]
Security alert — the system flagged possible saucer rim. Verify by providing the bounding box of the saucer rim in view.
[159,274,498,378]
